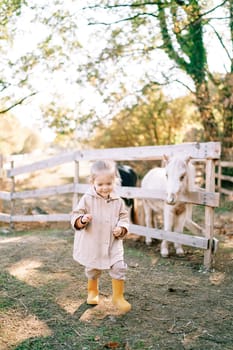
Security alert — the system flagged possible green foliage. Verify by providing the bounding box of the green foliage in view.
[41,103,76,136]
[158,0,208,84]
[88,86,198,149]
[0,0,231,148]
[0,0,25,26]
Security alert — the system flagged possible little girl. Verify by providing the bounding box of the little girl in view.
[71,160,131,313]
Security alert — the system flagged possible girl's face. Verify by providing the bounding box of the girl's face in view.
[93,172,114,198]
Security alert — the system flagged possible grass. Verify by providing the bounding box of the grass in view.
[0,209,233,350]
[215,196,233,214]
[0,269,130,350]
[0,229,154,350]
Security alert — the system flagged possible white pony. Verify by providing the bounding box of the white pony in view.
[141,155,195,257]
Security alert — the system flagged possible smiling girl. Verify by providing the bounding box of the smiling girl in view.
[71,160,131,313]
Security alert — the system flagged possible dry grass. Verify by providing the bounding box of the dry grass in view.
[0,225,233,350]
[0,164,232,349]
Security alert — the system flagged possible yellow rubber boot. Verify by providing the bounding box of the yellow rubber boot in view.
[112,279,131,313]
[87,279,99,305]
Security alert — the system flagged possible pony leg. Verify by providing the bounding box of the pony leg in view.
[173,210,186,256]
[174,243,185,256]
[161,240,169,258]
[143,200,153,245]
[161,205,173,258]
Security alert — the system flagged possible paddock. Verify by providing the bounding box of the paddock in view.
[0,142,221,269]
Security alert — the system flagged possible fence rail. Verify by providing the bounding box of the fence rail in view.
[216,161,233,196]
[0,142,223,269]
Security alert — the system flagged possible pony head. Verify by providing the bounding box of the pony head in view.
[163,154,191,205]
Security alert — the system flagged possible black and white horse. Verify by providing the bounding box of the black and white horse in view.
[117,164,138,224]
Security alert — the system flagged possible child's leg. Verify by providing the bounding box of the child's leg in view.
[85,268,101,305]
[110,261,131,313]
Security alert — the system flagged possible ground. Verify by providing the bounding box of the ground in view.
[0,210,232,350]
[0,165,232,349]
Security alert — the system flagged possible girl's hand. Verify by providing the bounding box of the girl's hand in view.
[75,214,92,229]
[81,214,92,224]
[113,227,127,239]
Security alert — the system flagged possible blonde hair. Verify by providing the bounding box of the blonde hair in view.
[89,160,120,185]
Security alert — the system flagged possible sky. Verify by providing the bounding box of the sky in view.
[4,0,231,141]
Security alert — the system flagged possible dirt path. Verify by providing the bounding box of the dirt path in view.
[0,165,232,349]
[0,227,232,350]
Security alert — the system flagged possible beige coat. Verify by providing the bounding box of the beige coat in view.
[71,186,129,269]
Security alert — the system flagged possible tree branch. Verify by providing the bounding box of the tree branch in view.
[83,2,163,11]
[208,22,232,63]
[0,81,9,93]
[0,92,37,114]
[88,12,157,26]
[200,0,228,18]
[148,75,195,95]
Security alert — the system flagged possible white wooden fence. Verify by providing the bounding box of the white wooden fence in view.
[216,161,233,197]
[0,142,221,269]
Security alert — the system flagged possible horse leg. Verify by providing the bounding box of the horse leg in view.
[173,210,186,256]
[130,199,139,224]
[161,205,174,258]
[126,204,133,224]
[143,199,153,245]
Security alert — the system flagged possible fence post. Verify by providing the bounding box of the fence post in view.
[0,154,3,213]
[73,160,79,209]
[10,160,15,230]
[203,159,215,269]
[217,160,221,193]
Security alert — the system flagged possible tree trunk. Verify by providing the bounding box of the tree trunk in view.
[158,1,218,141]
[222,0,233,158]
[195,81,219,141]
[219,73,233,159]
